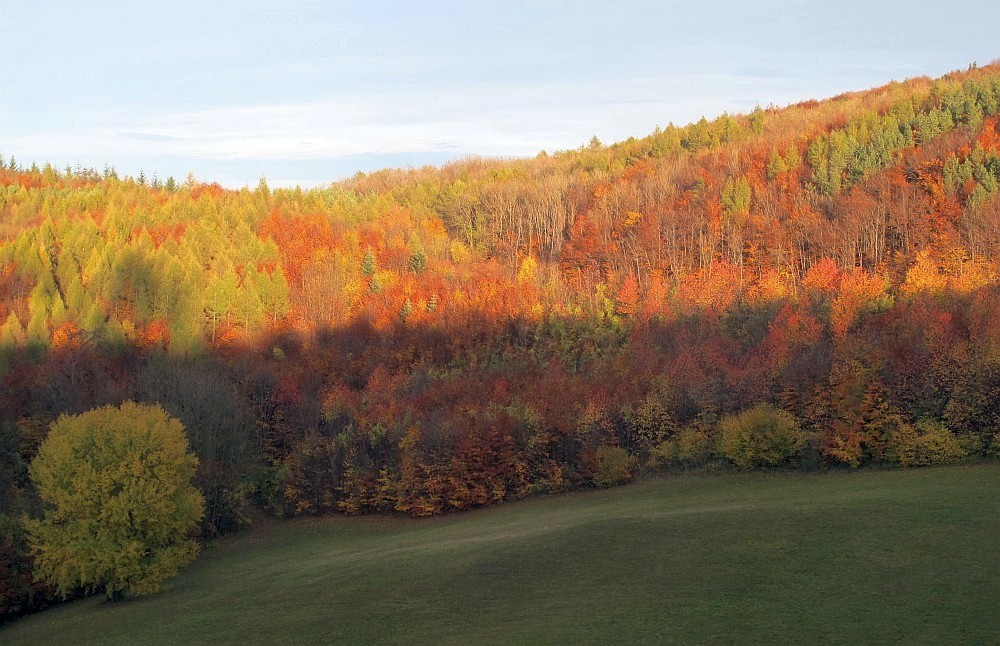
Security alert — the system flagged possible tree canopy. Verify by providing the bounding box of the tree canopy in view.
[3,62,1000,619]
[24,402,204,601]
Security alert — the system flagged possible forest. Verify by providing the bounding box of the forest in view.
[3,63,1000,620]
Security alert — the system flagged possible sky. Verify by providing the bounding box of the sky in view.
[2,1,998,188]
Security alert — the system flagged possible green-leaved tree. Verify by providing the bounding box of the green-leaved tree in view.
[24,402,204,601]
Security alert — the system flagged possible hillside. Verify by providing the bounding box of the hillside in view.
[3,63,1000,619]
[3,464,998,643]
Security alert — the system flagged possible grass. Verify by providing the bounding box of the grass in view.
[3,463,998,644]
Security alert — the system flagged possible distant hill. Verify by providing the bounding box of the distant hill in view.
[2,63,999,346]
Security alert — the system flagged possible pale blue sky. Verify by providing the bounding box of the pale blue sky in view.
[2,1,997,187]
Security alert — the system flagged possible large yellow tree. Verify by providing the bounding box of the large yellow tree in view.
[25,402,204,601]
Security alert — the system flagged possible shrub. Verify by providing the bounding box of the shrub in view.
[988,432,1000,458]
[720,403,805,470]
[649,425,712,469]
[621,394,676,450]
[593,446,635,488]
[954,433,984,456]
[891,419,966,467]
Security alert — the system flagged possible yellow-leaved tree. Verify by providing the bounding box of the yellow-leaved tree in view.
[24,402,204,602]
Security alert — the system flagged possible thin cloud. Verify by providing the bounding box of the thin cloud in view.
[118,132,192,142]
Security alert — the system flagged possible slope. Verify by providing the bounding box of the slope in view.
[3,463,997,644]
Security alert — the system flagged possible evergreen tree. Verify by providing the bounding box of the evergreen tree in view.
[238,265,266,330]
[361,248,376,276]
[409,250,427,273]
[26,310,49,348]
[268,265,291,322]
[766,150,789,181]
[748,105,765,134]
[721,177,751,214]
[0,312,26,347]
[49,294,69,329]
[204,275,234,342]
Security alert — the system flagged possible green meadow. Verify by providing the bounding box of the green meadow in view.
[4,463,997,644]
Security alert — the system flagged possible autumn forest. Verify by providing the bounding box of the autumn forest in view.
[3,63,1000,620]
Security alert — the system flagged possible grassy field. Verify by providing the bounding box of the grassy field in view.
[3,463,997,644]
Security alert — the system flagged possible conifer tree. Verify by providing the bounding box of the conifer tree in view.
[361,248,376,276]
[0,312,26,347]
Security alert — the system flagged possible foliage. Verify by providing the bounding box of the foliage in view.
[2,63,1000,618]
[650,424,712,470]
[890,419,967,467]
[592,446,635,488]
[283,434,342,515]
[24,403,204,601]
[719,404,805,470]
[0,512,58,623]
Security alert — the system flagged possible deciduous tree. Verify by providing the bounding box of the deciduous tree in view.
[24,403,204,601]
